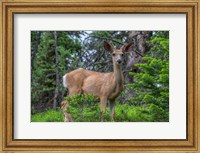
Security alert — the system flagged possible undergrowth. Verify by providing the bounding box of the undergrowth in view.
[32,95,168,122]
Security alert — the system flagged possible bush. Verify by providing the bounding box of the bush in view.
[65,94,110,122]
[114,104,168,122]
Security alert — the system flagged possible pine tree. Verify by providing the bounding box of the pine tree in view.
[126,31,169,121]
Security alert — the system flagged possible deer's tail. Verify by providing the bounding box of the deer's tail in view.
[63,74,68,88]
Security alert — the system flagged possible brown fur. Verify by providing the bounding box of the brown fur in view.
[63,41,133,121]
[63,112,73,122]
[60,100,73,122]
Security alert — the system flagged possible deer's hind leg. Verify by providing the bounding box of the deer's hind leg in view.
[60,100,73,122]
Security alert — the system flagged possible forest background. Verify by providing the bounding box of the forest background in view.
[31,31,169,122]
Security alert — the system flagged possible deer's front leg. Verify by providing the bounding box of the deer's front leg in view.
[100,96,107,122]
[110,101,115,122]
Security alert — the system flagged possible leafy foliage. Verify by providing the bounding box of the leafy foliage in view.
[65,94,105,122]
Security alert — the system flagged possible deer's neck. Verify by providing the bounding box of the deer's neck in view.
[113,62,123,87]
[108,63,124,100]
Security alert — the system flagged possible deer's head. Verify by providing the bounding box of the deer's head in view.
[104,41,133,65]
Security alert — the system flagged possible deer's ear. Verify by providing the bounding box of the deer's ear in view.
[122,42,133,53]
[104,41,114,53]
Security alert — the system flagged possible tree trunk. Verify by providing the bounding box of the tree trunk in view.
[123,31,152,102]
[53,31,59,109]
[125,31,152,71]
[31,31,41,69]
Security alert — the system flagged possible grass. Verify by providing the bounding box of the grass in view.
[31,109,64,122]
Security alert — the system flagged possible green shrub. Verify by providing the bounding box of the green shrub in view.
[115,104,168,122]
[148,103,169,122]
[65,94,110,122]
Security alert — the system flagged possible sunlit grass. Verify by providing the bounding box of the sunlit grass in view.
[31,109,64,122]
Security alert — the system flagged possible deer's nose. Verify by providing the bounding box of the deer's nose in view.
[117,59,122,64]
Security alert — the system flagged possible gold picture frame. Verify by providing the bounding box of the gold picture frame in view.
[0,0,199,152]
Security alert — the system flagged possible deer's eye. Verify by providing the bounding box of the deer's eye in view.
[112,53,115,56]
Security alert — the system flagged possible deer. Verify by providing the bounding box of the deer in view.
[62,41,133,122]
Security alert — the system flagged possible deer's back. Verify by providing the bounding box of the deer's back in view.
[64,68,102,95]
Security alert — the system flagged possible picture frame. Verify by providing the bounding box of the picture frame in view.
[0,0,199,152]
